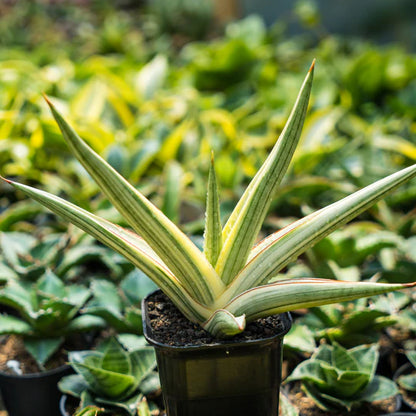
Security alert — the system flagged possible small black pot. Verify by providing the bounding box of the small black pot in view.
[394,363,416,412]
[142,291,292,416]
[0,364,72,416]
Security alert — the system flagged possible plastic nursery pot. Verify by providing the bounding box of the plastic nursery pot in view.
[394,363,416,412]
[0,364,72,416]
[142,290,292,416]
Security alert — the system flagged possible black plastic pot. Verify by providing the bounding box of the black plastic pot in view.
[0,364,72,416]
[142,291,292,416]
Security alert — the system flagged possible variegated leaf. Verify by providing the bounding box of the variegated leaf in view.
[2,178,210,323]
[224,278,416,322]
[216,61,315,284]
[44,96,223,304]
[224,162,416,298]
[203,154,222,266]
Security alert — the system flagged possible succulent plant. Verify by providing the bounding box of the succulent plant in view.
[286,342,398,412]
[0,230,129,284]
[2,61,416,338]
[83,271,157,335]
[0,271,105,368]
[295,300,397,347]
[59,337,158,416]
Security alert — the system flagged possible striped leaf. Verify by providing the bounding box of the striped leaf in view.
[3,178,211,323]
[203,154,222,266]
[202,309,245,337]
[225,279,416,323]
[216,61,315,284]
[72,362,136,399]
[222,162,416,299]
[44,96,223,304]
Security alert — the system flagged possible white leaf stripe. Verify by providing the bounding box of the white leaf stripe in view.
[224,278,416,321]
[216,61,314,284]
[44,97,224,305]
[5,179,210,322]
[222,163,416,299]
[203,155,222,266]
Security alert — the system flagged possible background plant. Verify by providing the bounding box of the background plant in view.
[59,337,159,416]
[286,342,398,412]
[0,272,105,368]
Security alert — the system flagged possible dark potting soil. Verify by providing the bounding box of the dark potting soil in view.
[288,382,398,416]
[147,291,284,346]
[0,332,98,375]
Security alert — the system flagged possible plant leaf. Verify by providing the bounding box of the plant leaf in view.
[74,406,105,416]
[97,391,143,416]
[0,314,32,335]
[58,374,89,398]
[64,315,106,334]
[71,361,136,399]
[225,162,416,296]
[203,154,222,266]
[129,347,157,383]
[224,278,416,323]
[357,375,398,402]
[216,62,314,284]
[43,97,223,304]
[202,309,246,338]
[397,373,416,391]
[24,337,63,368]
[406,350,416,368]
[139,372,161,396]
[1,178,210,323]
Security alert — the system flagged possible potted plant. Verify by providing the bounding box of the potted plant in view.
[285,342,401,415]
[2,61,416,415]
[58,337,159,415]
[0,272,105,416]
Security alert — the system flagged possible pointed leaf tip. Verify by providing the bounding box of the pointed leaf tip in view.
[42,93,52,106]
[309,59,316,73]
[0,175,11,184]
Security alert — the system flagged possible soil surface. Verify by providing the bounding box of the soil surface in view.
[0,332,97,375]
[287,382,399,416]
[146,292,285,346]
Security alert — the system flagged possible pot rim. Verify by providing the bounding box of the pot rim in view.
[0,363,71,380]
[142,290,293,351]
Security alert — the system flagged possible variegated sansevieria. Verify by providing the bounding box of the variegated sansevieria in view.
[3,60,416,337]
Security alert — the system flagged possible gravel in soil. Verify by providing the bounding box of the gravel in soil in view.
[147,292,284,346]
[287,382,398,416]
